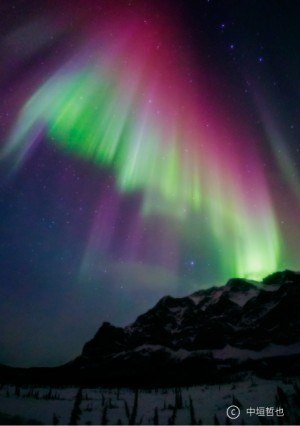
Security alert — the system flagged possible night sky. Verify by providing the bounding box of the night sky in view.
[0,0,300,367]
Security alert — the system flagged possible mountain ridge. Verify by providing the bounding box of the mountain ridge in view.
[81,269,300,358]
[1,269,300,385]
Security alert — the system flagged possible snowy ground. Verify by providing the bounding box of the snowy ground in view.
[0,376,299,424]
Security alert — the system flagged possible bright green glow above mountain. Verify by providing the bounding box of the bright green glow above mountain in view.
[2,19,286,282]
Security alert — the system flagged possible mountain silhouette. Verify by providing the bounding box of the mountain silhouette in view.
[1,270,300,385]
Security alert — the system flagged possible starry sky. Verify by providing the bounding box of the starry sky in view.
[0,0,300,367]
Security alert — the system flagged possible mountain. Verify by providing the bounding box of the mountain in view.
[1,270,300,386]
[61,269,300,385]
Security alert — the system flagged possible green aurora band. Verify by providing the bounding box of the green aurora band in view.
[2,23,285,281]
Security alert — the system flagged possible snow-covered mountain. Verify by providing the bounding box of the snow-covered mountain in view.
[1,270,300,386]
[81,270,299,354]
[60,270,300,385]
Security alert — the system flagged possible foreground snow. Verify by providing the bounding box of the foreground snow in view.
[0,376,299,424]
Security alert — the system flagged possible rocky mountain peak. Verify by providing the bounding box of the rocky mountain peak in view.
[70,270,300,385]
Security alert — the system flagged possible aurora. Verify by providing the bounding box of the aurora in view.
[0,6,293,282]
[1,0,300,370]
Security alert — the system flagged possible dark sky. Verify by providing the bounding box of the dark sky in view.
[0,0,300,367]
